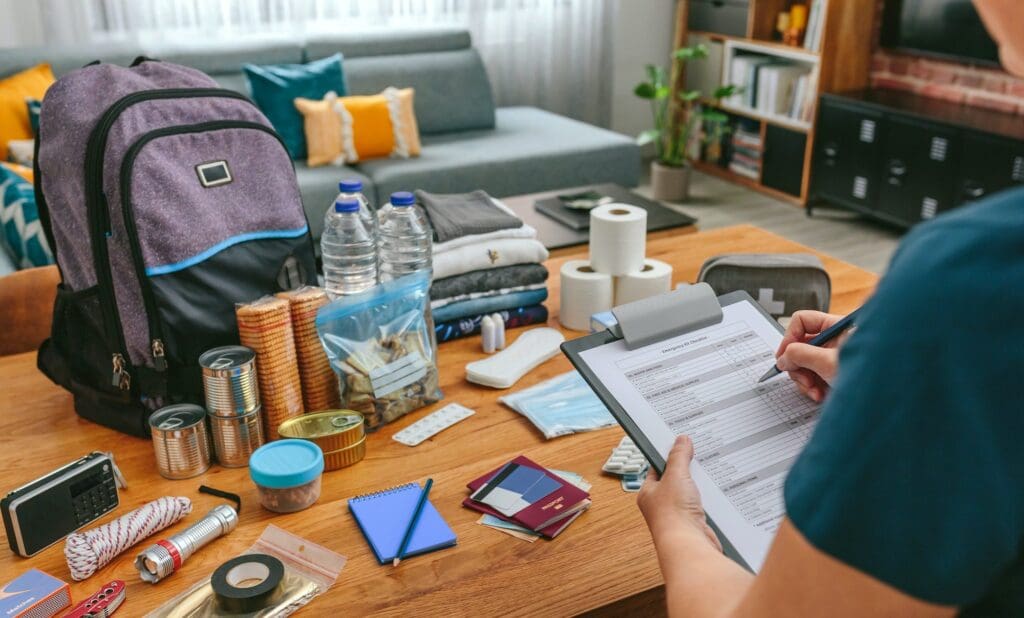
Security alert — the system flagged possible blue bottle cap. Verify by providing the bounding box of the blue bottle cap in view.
[390,191,416,206]
[334,199,360,213]
[339,179,362,192]
[249,439,324,488]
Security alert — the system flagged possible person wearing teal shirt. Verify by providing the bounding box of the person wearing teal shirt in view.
[637,3,1023,615]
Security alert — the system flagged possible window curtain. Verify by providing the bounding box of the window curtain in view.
[36,0,612,126]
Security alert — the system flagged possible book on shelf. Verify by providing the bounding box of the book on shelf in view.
[727,55,775,109]
[804,0,829,53]
[756,64,810,119]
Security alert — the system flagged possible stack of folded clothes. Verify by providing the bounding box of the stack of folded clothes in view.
[417,190,551,343]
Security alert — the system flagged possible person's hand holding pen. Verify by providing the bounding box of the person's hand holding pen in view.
[775,310,846,403]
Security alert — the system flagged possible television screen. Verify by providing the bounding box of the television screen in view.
[881,0,1000,66]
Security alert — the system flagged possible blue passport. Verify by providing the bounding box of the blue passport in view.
[348,482,457,564]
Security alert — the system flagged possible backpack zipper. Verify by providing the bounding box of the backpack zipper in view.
[119,120,294,371]
[84,88,252,387]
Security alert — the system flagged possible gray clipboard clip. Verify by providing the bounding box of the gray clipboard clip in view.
[609,283,724,349]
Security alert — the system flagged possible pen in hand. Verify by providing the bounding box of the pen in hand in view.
[757,308,862,383]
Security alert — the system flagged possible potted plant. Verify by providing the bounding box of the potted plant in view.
[635,44,737,202]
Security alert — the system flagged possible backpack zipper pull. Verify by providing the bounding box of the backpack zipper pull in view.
[111,353,131,391]
[152,339,167,371]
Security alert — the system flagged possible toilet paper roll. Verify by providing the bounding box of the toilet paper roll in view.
[559,259,614,331]
[614,259,673,305]
[589,204,647,276]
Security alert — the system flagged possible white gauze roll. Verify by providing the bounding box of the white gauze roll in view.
[614,258,673,305]
[559,259,614,331]
[588,204,647,276]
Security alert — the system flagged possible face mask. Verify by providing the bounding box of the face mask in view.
[500,371,617,439]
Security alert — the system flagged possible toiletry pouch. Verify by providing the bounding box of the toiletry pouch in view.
[696,253,831,318]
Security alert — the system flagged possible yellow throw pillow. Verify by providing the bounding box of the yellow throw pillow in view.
[294,87,421,167]
[0,64,54,160]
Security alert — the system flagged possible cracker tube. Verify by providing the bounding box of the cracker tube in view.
[64,496,192,581]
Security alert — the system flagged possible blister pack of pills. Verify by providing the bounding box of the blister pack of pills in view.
[392,403,475,446]
[602,436,649,476]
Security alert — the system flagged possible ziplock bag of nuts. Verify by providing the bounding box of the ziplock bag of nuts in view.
[315,271,443,430]
[146,524,346,617]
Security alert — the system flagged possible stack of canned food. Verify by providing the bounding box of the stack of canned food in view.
[199,345,266,467]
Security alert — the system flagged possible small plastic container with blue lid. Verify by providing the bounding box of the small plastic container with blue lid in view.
[249,439,325,513]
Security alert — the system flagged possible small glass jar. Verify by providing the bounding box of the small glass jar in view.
[249,439,324,513]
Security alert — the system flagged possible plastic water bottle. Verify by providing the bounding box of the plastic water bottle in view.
[321,199,378,296]
[336,178,376,235]
[377,191,433,282]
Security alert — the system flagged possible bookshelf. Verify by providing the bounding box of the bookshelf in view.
[674,0,875,205]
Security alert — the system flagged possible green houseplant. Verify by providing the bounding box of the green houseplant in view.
[635,44,737,201]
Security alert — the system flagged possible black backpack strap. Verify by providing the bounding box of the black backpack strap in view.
[130,56,159,67]
[32,136,60,272]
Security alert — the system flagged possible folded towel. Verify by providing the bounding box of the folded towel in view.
[432,288,549,323]
[430,263,549,301]
[435,305,549,343]
[431,283,547,310]
[432,238,549,280]
[432,198,537,255]
[417,190,523,244]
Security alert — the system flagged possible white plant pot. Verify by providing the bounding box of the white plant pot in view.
[650,161,691,203]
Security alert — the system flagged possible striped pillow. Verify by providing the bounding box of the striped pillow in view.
[0,162,53,268]
[294,87,421,167]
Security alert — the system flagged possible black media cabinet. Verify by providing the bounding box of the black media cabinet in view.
[809,89,1024,228]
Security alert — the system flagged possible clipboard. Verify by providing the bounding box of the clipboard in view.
[561,283,787,572]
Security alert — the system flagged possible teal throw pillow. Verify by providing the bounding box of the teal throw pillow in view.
[0,163,54,268]
[27,97,41,136]
[244,53,346,160]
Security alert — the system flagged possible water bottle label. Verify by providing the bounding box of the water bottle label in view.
[369,352,427,397]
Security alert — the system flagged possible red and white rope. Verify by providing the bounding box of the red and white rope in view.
[64,496,192,581]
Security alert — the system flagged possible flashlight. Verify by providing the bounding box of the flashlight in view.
[135,504,238,583]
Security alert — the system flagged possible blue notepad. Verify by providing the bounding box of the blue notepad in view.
[348,482,457,564]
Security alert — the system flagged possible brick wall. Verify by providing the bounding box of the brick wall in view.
[869,1,1024,115]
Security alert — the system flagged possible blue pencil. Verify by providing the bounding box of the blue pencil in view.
[393,478,434,566]
[757,307,863,383]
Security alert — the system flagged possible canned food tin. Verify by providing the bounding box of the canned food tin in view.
[323,436,367,471]
[199,345,259,416]
[149,404,211,480]
[277,410,364,453]
[210,407,265,467]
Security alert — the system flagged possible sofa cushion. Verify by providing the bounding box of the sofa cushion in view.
[355,107,641,201]
[305,27,471,60]
[344,49,494,135]
[294,164,374,242]
[245,53,347,160]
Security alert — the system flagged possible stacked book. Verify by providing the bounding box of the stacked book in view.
[728,124,763,180]
[464,455,591,541]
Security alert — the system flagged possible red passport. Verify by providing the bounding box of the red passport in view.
[464,455,590,535]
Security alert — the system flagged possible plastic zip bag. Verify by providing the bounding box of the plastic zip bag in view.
[316,271,442,430]
[499,371,616,439]
[147,524,346,617]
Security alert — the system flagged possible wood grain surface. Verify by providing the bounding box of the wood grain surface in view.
[0,225,877,616]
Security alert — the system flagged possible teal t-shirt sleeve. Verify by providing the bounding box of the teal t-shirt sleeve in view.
[783,205,1024,606]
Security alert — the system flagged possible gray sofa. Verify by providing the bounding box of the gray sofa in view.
[1,28,640,244]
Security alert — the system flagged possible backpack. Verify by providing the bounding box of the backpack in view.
[33,58,316,437]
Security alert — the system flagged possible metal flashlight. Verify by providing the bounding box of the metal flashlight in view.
[135,504,238,583]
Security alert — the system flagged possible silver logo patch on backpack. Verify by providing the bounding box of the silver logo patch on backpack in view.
[195,160,232,187]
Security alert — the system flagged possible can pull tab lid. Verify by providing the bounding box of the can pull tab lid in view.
[105,452,129,489]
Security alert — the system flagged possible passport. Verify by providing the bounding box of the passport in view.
[464,455,590,534]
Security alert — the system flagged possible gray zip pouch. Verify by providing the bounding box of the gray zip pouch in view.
[696,253,831,318]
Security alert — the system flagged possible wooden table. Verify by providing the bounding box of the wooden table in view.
[0,225,878,616]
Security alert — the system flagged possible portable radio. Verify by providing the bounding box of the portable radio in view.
[2,452,127,557]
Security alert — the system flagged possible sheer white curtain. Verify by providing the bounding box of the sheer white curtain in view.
[37,0,612,125]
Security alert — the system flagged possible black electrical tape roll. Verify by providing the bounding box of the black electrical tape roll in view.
[211,553,284,613]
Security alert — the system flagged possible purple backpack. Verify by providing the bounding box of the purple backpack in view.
[34,58,316,436]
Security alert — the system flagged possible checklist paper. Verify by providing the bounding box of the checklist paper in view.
[578,301,819,571]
